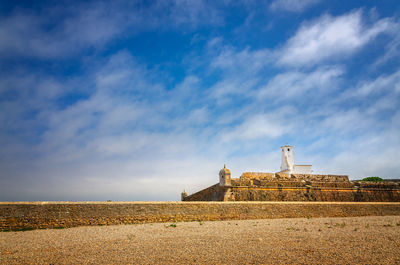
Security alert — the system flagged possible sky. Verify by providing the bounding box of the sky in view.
[1,0,400,201]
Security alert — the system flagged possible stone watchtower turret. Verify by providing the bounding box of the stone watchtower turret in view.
[181,190,188,201]
[219,164,231,186]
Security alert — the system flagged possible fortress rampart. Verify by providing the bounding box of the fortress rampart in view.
[183,146,400,202]
[182,173,400,202]
[1,201,400,231]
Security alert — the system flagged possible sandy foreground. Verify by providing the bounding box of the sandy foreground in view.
[1,216,400,264]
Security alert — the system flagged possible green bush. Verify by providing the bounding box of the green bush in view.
[361,176,384,182]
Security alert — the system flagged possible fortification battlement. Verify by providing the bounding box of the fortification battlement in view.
[240,172,349,182]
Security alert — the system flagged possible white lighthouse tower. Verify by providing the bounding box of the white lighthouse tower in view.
[280,145,312,175]
[281,145,294,173]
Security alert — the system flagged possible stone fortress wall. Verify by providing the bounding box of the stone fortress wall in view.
[1,201,400,231]
[182,172,400,202]
[181,184,226,201]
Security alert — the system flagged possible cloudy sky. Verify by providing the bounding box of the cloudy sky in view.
[1,0,400,201]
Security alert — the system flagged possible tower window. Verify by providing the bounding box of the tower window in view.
[287,148,290,151]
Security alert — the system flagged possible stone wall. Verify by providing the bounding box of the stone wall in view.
[240,172,349,182]
[182,184,227,201]
[183,178,400,202]
[1,202,400,231]
[230,187,400,202]
[291,174,349,182]
[241,172,275,179]
[355,181,400,189]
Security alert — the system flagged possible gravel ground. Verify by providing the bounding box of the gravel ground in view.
[1,216,400,264]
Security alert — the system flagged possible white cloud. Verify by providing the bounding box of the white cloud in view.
[207,46,273,104]
[221,108,295,142]
[166,0,224,27]
[185,107,209,125]
[258,66,344,100]
[0,0,226,59]
[0,50,229,200]
[336,69,400,115]
[211,47,272,73]
[321,109,371,133]
[311,127,400,179]
[279,10,393,66]
[210,77,259,104]
[336,69,400,117]
[269,0,321,13]
[373,32,400,66]
[0,3,125,58]
[352,70,400,97]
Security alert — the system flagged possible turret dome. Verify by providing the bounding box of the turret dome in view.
[219,164,231,175]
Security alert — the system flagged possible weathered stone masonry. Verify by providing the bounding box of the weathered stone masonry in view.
[1,202,400,231]
[182,172,400,202]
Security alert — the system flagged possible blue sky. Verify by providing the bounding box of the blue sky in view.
[1,0,400,201]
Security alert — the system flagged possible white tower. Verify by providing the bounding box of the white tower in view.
[280,145,294,173]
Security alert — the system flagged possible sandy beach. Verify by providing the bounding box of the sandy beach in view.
[1,216,400,264]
